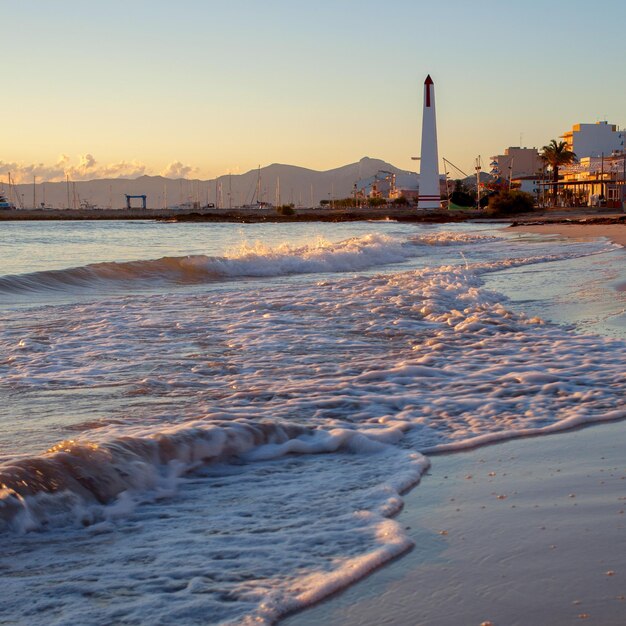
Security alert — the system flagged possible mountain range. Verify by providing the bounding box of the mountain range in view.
[7,157,417,210]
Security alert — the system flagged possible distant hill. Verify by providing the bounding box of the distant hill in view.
[461,171,492,190]
[9,157,417,210]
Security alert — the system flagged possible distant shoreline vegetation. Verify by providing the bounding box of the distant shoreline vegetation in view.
[276,203,296,216]
[320,197,409,209]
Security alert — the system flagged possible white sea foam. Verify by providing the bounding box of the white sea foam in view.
[407,231,501,245]
[1,228,625,624]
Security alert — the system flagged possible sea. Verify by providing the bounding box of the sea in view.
[1,219,625,625]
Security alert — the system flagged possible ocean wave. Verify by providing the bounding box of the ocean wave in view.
[0,418,416,533]
[0,231,501,295]
[3,254,625,535]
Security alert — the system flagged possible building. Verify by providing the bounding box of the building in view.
[356,170,397,199]
[560,153,625,207]
[355,171,420,202]
[538,153,626,208]
[489,147,542,181]
[561,122,624,159]
[511,175,543,197]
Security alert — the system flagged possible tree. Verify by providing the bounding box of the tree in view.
[540,139,577,206]
[485,190,535,216]
[332,197,358,208]
[367,197,387,207]
[392,196,409,205]
[450,179,475,207]
[276,203,295,216]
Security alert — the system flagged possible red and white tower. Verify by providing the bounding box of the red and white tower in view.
[417,75,441,209]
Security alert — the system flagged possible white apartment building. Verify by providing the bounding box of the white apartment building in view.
[561,121,624,158]
[511,175,542,197]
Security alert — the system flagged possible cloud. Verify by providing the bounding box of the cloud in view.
[79,153,97,170]
[0,155,68,183]
[161,161,197,179]
[0,154,196,183]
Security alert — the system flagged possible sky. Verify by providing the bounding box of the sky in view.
[2,0,626,183]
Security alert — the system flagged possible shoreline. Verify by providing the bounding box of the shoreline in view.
[0,206,473,223]
[281,223,626,626]
[283,419,626,626]
[509,219,626,247]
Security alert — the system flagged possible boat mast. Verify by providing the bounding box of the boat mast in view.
[475,156,482,208]
[8,172,24,209]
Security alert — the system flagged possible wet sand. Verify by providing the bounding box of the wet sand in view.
[510,222,626,295]
[511,223,626,248]
[283,421,626,626]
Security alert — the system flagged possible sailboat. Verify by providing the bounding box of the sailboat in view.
[1,174,17,209]
[0,190,15,210]
[243,165,271,209]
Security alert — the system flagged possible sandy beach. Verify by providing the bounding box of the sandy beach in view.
[511,222,626,248]
[283,421,626,626]
[510,221,626,294]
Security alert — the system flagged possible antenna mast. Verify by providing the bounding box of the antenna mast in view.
[475,156,482,208]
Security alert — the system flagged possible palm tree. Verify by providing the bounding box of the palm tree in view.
[540,139,577,206]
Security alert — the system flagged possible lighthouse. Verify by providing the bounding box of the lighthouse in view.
[417,75,441,209]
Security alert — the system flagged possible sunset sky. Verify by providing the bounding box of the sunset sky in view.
[3,0,626,182]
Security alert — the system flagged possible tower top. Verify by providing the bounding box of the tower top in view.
[424,74,433,85]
